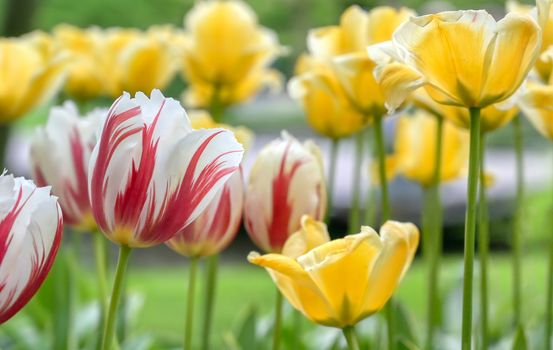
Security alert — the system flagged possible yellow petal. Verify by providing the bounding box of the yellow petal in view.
[520,81,553,139]
[373,61,426,113]
[247,252,338,326]
[282,215,330,259]
[297,230,382,326]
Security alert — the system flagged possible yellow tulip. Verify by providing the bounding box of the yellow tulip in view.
[508,0,553,82]
[248,218,419,328]
[281,215,330,259]
[187,109,253,150]
[413,89,518,133]
[388,110,469,186]
[179,0,284,108]
[0,38,68,122]
[289,5,415,138]
[369,10,541,111]
[519,81,553,139]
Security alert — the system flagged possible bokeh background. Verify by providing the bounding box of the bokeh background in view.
[0,0,551,349]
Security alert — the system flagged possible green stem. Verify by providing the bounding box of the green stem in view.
[94,233,109,349]
[461,107,481,350]
[364,126,377,228]
[374,115,390,221]
[374,115,394,349]
[348,132,365,234]
[478,133,489,350]
[201,254,219,350]
[0,124,10,169]
[184,257,199,350]
[425,116,444,350]
[342,326,361,350]
[101,245,132,350]
[209,86,225,123]
[325,138,339,224]
[513,115,524,326]
[273,289,283,350]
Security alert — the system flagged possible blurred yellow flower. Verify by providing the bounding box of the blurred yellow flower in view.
[187,109,253,150]
[281,215,330,259]
[53,25,180,100]
[413,89,518,133]
[180,0,284,109]
[290,5,415,138]
[369,10,541,111]
[387,110,469,186]
[520,81,553,139]
[0,38,68,122]
[248,218,419,328]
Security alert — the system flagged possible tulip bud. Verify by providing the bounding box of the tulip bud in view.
[31,101,105,231]
[166,169,244,257]
[244,132,326,253]
[89,89,244,248]
[0,173,63,324]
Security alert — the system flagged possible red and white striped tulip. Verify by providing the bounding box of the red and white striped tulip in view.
[0,174,63,324]
[89,89,244,248]
[244,132,326,253]
[166,168,243,257]
[31,101,104,231]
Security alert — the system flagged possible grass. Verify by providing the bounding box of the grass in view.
[119,250,549,348]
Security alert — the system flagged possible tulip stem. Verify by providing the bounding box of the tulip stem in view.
[273,289,283,350]
[348,132,364,234]
[0,124,10,168]
[461,107,481,350]
[201,254,219,350]
[546,231,553,349]
[184,257,198,350]
[364,126,377,227]
[101,244,132,350]
[94,233,109,348]
[343,326,360,350]
[325,138,339,224]
[424,116,444,350]
[478,133,489,350]
[513,115,524,326]
[374,115,390,221]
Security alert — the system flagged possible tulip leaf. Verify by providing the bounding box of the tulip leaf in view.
[512,325,527,350]
[393,299,419,349]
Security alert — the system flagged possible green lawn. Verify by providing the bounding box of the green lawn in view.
[120,251,549,348]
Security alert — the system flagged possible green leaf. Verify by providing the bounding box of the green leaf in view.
[393,299,419,350]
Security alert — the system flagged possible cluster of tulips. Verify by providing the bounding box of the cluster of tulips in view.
[2,0,553,349]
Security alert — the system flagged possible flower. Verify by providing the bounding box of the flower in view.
[289,6,415,138]
[179,0,284,108]
[88,89,244,248]
[30,101,105,231]
[187,110,253,151]
[0,173,63,324]
[248,218,419,328]
[369,10,541,111]
[387,110,469,186]
[244,132,326,253]
[413,89,518,133]
[519,81,553,139]
[166,169,243,257]
[0,38,68,122]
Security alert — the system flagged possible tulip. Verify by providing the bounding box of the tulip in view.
[369,10,541,350]
[0,173,63,324]
[0,38,68,123]
[248,217,419,348]
[179,0,284,113]
[31,101,104,231]
[187,110,253,150]
[90,89,243,350]
[388,110,469,187]
[244,131,326,254]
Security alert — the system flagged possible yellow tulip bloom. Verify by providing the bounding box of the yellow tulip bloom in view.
[519,81,553,139]
[248,218,419,328]
[179,0,284,108]
[369,10,541,111]
[290,5,415,138]
[0,38,68,122]
[281,215,330,259]
[388,110,469,186]
[413,89,518,133]
[187,109,253,150]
